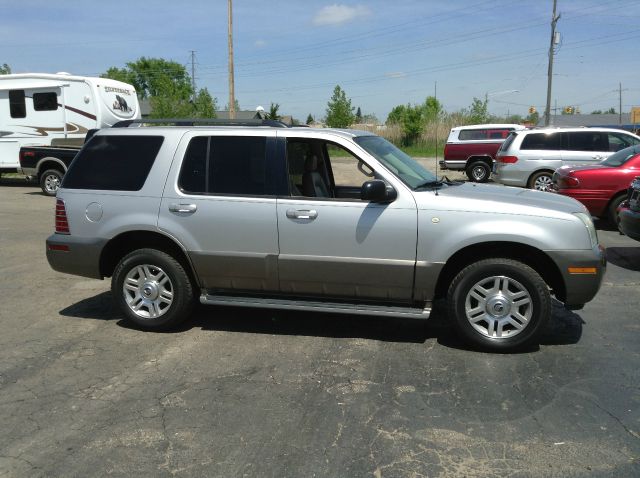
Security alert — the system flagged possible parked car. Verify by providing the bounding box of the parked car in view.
[618,176,640,241]
[494,127,640,191]
[552,145,640,224]
[440,123,525,182]
[46,119,605,352]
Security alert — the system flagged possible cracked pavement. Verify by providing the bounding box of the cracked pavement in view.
[0,181,638,477]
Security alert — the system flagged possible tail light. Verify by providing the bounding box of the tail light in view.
[558,176,580,188]
[497,155,518,164]
[55,199,70,234]
[443,144,449,158]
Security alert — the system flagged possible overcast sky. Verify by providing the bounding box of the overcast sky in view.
[2,0,639,122]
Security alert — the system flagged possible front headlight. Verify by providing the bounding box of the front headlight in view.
[574,212,599,248]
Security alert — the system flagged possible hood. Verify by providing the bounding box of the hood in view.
[415,182,586,218]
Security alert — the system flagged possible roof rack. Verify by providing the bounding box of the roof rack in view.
[112,118,291,128]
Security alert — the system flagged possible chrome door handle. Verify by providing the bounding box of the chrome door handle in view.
[286,208,318,220]
[169,203,197,213]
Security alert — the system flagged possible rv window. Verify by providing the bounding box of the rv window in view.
[33,92,58,111]
[9,90,26,118]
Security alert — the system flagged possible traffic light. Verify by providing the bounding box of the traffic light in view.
[528,106,537,114]
[564,106,574,114]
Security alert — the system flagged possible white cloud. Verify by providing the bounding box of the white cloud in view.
[385,72,407,79]
[254,39,267,48]
[313,4,371,26]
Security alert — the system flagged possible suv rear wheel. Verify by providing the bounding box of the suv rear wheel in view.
[112,249,195,330]
[447,258,551,351]
[466,160,491,183]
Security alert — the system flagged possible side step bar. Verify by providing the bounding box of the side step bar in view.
[200,293,431,319]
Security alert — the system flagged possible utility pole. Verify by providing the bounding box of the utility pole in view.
[190,50,196,102]
[544,0,560,126]
[227,0,236,119]
[619,82,622,125]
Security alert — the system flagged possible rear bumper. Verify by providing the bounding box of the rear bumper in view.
[619,207,640,241]
[546,246,606,308]
[555,189,609,217]
[493,165,528,187]
[46,234,107,279]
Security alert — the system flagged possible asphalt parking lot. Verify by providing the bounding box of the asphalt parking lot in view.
[0,178,639,478]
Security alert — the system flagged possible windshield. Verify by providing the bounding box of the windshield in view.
[601,145,640,167]
[354,135,436,189]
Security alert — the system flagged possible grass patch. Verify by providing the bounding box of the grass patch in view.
[399,143,443,158]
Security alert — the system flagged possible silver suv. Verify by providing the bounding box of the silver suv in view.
[46,119,605,351]
[494,127,640,191]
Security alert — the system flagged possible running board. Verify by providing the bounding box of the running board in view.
[200,293,431,319]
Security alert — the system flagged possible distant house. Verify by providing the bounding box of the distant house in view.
[538,113,640,133]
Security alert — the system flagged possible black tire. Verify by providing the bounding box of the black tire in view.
[39,169,64,196]
[607,194,626,227]
[466,161,491,183]
[446,258,551,351]
[111,249,195,331]
[528,171,553,192]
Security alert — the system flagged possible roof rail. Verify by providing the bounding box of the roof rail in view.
[111,118,290,128]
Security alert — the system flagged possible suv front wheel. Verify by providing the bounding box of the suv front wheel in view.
[447,258,551,351]
[112,249,195,330]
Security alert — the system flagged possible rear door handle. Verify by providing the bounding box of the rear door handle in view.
[286,208,318,220]
[169,203,197,214]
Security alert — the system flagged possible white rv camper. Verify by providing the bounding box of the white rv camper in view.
[0,73,140,173]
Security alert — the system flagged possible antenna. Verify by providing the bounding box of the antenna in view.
[434,80,439,192]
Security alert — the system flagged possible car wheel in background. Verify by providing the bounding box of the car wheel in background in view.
[39,169,64,196]
[608,194,626,226]
[466,161,491,183]
[447,258,551,351]
[112,249,195,330]
[528,171,553,192]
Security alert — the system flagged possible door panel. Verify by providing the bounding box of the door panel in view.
[276,198,417,301]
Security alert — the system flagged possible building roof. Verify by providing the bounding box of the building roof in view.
[538,113,639,131]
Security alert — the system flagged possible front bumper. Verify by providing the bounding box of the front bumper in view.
[46,234,107,280]
[619,207,640,241]
[546,246,606,308]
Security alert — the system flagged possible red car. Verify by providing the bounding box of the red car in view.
[552,145,640,223]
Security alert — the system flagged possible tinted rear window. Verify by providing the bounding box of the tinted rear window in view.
[458,128,512,141]
[62,135,164,191]
[179,136,268,195]
[520,132,561,150]
[498,132,518,152]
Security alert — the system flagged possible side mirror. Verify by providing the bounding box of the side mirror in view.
[361,179,397,203]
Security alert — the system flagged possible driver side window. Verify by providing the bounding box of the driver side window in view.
[285,139,375,201]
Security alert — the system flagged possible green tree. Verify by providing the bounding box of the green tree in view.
[306,114,314,125]
[605,107,616,114]
[421,96,441,121]
[0,63,11,75]
[225,99,240,111]
[401,105,425,145]
[266,102,281,121]
[355,106,362,122]
[525,111,540,125]
[386,104,407,125]
[102,57,216,118]
[362,113,379,124]
[325,85,355,128]
[469,97,488,123]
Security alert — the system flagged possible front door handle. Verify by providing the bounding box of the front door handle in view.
[286,208,318,220]
[169,203,197,214]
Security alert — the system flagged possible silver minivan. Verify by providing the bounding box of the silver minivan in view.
[494,127,640,191]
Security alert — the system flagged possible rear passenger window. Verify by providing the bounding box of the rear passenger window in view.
[520,133,561,150]
[458,129,488,141]
[179,136,268,196]
[62,136,164,191]
[566,132,608,152]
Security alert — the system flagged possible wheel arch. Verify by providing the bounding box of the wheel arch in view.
[527,168,555,187]
[466,155,493,165]
[433,241,566,302]
[99,230,200,287]
[36,157,67,177]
